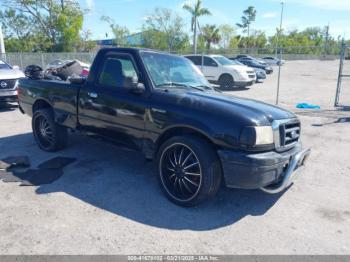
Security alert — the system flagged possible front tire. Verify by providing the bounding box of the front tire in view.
[157,135,222,207]
[218,74,234,89]
[32,109,68,152]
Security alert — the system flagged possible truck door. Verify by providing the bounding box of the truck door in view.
[78,52,147,150]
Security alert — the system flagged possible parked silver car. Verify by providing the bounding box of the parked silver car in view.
[0,59,24,102]
[261,56,285,66]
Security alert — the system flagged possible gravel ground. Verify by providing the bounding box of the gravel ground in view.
[0,60,349,255]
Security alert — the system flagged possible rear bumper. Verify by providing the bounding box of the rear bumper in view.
[218,142,310,191]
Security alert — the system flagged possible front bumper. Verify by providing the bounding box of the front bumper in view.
[218,142,311,192]
[265,68,273,74]
[235,80,254,87]
[0,90,18,102]
[256,74,266,81]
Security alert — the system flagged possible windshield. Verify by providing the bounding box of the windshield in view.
[229,59,244,66]
[0,60,12,70]
[212,56,235,66]
[140,51,212,90]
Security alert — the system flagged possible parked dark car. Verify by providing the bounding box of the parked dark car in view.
[254,68,267,82]
[231,57,273,74]
[18,48,310,207]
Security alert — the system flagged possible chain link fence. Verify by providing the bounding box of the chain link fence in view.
[0,45,348,108]
[0,52,96,70]
[0,46,342,70]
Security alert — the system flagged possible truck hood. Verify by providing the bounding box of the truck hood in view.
[0,69,25,80]
[181,90,295,125]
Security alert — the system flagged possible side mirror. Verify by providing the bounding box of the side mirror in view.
[126,76,146,95]
[131,82,146,95]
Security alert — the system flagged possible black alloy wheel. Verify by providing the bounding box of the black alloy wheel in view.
[160,143,202,202]
[32,109,68,152]
[157,135,222,207]
[35,114,54,149]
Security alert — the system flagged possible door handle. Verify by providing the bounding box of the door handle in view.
[88,92,98,99]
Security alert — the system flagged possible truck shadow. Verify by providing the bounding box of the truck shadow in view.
[0,133,284,231]
[0,102,18,112]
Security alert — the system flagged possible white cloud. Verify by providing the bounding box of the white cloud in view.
[275,0,350,11]
[262,12,278,18]
[85,0,94,11]
[179,0,196,9]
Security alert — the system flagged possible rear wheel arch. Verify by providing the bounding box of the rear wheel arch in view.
[33,99,53,114]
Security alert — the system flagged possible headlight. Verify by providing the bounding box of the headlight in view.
[239,126,274,146]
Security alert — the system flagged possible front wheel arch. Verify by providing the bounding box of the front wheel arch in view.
[155,126,216,156]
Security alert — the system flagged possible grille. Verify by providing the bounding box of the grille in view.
[0,79,17,90]
[273,118,301,152]
[279,120,300,148]
[248,74,255,79]
[247,70,255,74]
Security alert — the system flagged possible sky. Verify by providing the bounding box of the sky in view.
[77,0,350,40]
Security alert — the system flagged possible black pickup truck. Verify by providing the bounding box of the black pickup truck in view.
[18,48,310,206]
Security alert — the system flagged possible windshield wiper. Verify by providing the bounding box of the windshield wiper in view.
[156,82,188,88]
[156,82,206,92]
[191,84,214,90]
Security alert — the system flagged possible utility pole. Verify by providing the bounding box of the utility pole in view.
[275,2,284,58]
[323,23,329,59]
[275,1,284,105]
[0,25,5,59]
[61,0,64,11]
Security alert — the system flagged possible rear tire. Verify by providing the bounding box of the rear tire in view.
[32,109,68,152]
[218,74,234,89]
[157,135,222,207]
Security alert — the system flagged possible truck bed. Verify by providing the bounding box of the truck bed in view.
[18,78,81,129]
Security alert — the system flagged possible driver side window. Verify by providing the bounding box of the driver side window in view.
[204,57,218,67]
[98,55,138,88]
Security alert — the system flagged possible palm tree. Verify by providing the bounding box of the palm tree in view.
[183,0,211,54]
[201,24,221,50]
[236,6,256,38]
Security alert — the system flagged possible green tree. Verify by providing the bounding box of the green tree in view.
[76,30,96,52]
[201,24,221,50]
[183,0,211,54]
[219,24,235,49]
[142,8,188,51]
[0,0,83,52]
[101,16,130,47]
[236,6,256,38]
[238,30,267,49]
[229,36,240,49]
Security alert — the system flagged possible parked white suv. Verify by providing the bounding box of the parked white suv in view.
[184,55,256,89]
[0,59,24,103]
